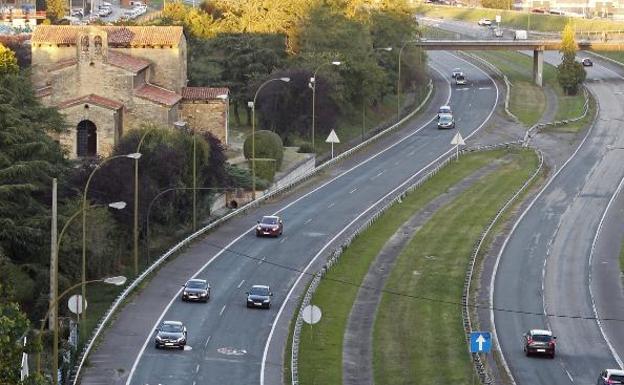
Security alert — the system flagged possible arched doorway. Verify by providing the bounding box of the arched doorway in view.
[77,120,97,157]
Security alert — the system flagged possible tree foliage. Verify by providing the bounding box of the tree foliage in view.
[0,43,19,75]
[481,0,512,9]
[45,0,65,21]
[243,130,284,168]
[557,23,586,95]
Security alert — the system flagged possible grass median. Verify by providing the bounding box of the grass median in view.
[295,148,538,385]
[373,148,538,385]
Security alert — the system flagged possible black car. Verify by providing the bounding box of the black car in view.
[256,215,283,237]
[582,58,593,66]
[246,285,273,309]
[181,278,210,302]
[522,329,556,358]
[154,321,187,349]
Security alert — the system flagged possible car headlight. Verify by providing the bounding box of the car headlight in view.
[183,291,188,296]
[155,335,163,341]
[257,226,262,230]
[263,299,270,302]
[200,292,207,296]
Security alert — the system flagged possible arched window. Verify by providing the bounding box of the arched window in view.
[94,36,102,55]
[76,120,97,157]
[80,35,89,53]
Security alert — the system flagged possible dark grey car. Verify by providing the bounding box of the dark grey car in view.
[154,321,187,349]
[246,285,273,309]
[181,278,210,302]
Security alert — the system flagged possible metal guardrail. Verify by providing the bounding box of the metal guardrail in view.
[69,80,434,385]
[290,141,527,385]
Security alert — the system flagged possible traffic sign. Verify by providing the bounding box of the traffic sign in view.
[496,15,501,23]
[68,294,86,315]
[302,305,322,324]
[470,331,491,353]
[326,129,340,159]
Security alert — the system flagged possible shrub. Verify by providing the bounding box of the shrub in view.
[249,158,277,183]
[243,130,284,169]
[297,143,315,153]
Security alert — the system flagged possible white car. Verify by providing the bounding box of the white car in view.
[597,369,624,385]
[478,18,492,26]
[451,68,462,78]
[438,105,452,117]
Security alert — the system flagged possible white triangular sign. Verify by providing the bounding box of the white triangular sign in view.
[451,132,465,146]
[326,129,340,144]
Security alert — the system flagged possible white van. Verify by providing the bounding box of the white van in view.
[514,30,528,40]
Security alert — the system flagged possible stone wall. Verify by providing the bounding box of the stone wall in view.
[121,42,186,92]
[31,45,75,86]
[57,103,121,157]
[180,100,228,145]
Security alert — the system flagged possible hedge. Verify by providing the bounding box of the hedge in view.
[249,158,277,183]
[243,130,284,169]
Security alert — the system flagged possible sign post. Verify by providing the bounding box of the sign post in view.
[325,129,340,159]
[450,132,465,160]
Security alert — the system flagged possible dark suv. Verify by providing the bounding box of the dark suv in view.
[181,278,210,302]
[522,329,556,358]
[246,285,273,309]
[256,215,283,237]
[154,321,187,349]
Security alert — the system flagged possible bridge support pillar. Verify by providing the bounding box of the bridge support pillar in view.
[533,49,544,87]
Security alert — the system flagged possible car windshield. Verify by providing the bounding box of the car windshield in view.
[261,217,278,225]
[439,115,453,123]
[250,286,270,296]
[456,75,465,80]
[187,281,206,289]
[439,107,451,113]
[531,334,552,342]
[161,323,183,333]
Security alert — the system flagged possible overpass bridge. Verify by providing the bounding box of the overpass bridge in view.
[415,39,624,86]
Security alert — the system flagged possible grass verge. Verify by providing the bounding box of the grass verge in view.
[373,148,538,385]
[594,52,624,65]
[295,148,536,385]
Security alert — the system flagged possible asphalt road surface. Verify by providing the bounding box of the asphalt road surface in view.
[492,53,624,385]
[80,51,499,385]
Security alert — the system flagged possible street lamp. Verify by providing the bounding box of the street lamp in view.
[37,275,126,385]
[249,77,290,200]
[81,153,140,323]
[397,40,420,123]
[310,61,341,152]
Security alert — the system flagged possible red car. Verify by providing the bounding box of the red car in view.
[522,329,556,358]
[256,215,283,237]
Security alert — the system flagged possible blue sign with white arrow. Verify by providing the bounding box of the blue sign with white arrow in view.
[470,332,491,353]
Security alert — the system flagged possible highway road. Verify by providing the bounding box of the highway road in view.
[418,15,624,385]
[79,51,500,385]
[493,53,624,385]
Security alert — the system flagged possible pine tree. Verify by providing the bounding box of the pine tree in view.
[557,23,586,95]
[0,44,18,75]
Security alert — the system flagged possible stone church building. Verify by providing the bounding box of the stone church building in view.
[30,25,229,158]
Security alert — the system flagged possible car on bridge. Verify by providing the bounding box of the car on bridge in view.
[522,329,556,358]
[437,113,455,129]
[246,285,273,309]
[597,369,624,385]
[256,215,283,237]
[154,321,187,349]
[478,18,492,26]
[181,278,210,302]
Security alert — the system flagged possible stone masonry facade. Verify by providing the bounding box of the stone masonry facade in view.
[31,25,229,158]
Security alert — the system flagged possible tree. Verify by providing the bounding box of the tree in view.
[481,0,512,9]
[557,23,586,95]
[0,43,18,75]
[45,0,65,21]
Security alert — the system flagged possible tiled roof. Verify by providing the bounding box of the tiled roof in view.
[107,50,150,73]
[182,87,229,101]
[57,94,124,110]
[32,25,184,46]
[134,84,181,106]
[48,58,77,72]
[35,86,52,98]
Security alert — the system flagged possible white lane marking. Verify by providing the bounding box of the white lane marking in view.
[489,82,599,385]
[269,55,499,385]
[478,87,492,90]
[371,170,385,180]
[219,305,226,316]
[193,381,196,385]
[195,364,199,373]
[456,88,469,91]
[258,256,266,265]
[349,188,357,194]
[564,368,574,383]
[304,218,312,224]
[279,237,287,244]
[327,202,335,208]
[204,335,211,348]
[237,279,245,289]
[394,161,400,166]
[588,169,624,369]
[407,150,416,156]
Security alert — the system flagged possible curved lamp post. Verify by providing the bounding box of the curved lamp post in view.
[81,153,140,322]
[248,78,290,200]
[310,61,341,152]
[37,275,126,385]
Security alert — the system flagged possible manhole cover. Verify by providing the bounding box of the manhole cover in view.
[217,347,247,356]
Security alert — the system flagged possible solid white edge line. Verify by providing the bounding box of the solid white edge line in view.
[588,168,624,369]
[488,86,599,385]
[271,51,499,385]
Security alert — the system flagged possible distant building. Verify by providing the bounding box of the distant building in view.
[0,0,45,32]
[30,25,229,158]
[516,0,624,19]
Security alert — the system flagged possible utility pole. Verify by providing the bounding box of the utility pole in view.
[49,178,58,332]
